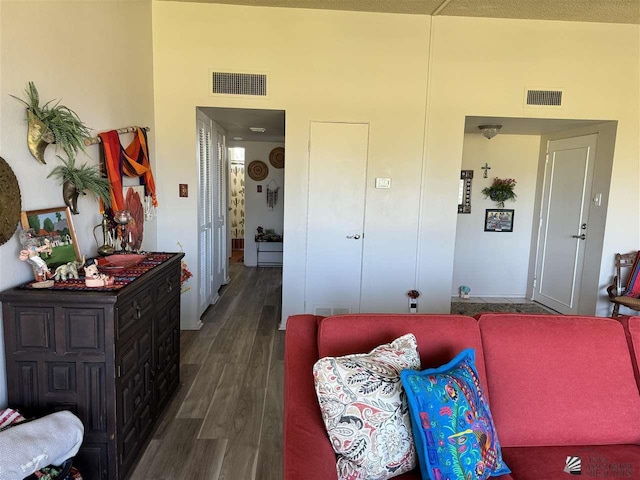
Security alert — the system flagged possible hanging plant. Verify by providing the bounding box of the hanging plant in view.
[47,155,111,214]
[11,81,91,164]
[481,177,517,208]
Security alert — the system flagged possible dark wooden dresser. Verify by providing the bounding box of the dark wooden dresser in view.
[0,252,183,480]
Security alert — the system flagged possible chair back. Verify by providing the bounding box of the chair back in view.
[615,252,639,296]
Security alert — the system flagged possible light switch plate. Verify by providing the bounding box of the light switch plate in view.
[375,178,391,189]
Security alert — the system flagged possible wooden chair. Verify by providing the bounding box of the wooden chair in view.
[607,252,640,317]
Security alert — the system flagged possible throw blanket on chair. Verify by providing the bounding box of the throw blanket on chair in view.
[0,410,83,478]
[99,127,158,212]
[625,251,640,298]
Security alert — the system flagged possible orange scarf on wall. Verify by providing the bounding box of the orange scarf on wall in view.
[99,127,158,212]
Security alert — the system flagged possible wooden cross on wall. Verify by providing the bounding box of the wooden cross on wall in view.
[481,163,491,178]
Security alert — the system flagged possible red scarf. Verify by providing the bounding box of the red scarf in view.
[99,127,157,212]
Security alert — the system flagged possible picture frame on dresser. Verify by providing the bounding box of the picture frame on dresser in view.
[20,206,81,269]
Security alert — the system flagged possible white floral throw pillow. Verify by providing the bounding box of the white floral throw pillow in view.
[313,333,420,480]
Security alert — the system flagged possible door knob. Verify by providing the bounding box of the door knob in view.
[346,234,361,239]
[572,234,586,240]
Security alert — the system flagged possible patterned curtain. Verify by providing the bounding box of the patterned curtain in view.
[230,163,245,246]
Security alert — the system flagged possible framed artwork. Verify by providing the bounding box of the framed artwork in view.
[20,206,81,269]
[458,169,473,214]
[484,209,514,232]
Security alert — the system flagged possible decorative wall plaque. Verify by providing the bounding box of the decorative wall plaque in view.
[0,157,22,245]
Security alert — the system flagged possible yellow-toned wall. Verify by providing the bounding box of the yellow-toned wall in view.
[0,0,155,407]
[152,2,432,327]
[153,3,639,326]
[421,17,639,315]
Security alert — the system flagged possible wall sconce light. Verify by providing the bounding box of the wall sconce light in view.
[478,124,502,140]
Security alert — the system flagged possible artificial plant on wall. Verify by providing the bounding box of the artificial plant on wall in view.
[482,177,517,208]
[11,81,91,164]
[47,155,111,215]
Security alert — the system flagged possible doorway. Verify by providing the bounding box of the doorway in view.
[197,107,285,283]
[452,117,616,315]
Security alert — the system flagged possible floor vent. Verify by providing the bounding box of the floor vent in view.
[525,88,563,107]
[314,307,351,316]
[211,71,267,97]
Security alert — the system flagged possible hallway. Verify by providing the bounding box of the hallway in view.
[130,264,283,480]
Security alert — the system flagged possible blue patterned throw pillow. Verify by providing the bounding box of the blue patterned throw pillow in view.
[400,349,510,480]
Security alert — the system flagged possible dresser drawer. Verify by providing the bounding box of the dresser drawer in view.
[154,269,180,308]
[116,285,153,340]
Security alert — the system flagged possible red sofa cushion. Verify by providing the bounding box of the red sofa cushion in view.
[317,314,490,394]
[479,314,640,447]
[501,444,640,480]
[284,315,338,480]
[623,316,640,391]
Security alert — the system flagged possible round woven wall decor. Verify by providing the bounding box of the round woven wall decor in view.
[247,160,269,181]
[269,147,285,169]
[0,156,22,245]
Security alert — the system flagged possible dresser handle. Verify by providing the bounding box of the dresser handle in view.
[133,300,142,319]
[166,280,173,293]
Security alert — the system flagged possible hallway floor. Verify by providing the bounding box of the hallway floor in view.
[130,264,283,480]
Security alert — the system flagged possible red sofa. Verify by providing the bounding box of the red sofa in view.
[284,313,640,480]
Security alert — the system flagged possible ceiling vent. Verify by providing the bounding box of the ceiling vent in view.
[211,71,268,97]
[524,88,563,107]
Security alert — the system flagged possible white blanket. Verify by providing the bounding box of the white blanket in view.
[0,410,83,480]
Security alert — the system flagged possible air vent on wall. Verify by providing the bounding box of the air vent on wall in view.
[525,88,563,107]
[211,71,267,97]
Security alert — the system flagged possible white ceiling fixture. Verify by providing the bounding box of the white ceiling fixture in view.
[250,127,267,133]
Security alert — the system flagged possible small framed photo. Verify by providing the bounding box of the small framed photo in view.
[20,206,81,269]
[484,209,514,232]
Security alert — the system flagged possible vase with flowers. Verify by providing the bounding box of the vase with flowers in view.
[482,177,517,208]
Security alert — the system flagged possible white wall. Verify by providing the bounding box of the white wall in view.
[153,5,639,326]
[228,141,285,267]
[422,17,639,315]
[452,133,541,297]
[152,3,431,326]
[0,0,155,407]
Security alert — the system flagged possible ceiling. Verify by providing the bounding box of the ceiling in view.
[166,0,640,25]
[464,116,610,136]
[200,107,285,143]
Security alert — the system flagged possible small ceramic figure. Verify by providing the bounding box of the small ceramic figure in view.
[53,258,85,281]
[459,285,471,299]
[84,263,114,287]
[18,246,52,283]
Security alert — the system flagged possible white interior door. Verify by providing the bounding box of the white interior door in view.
[213,130,228,286]
[197,111,214,316]
[305,122,369,315]
[533,134,597,314]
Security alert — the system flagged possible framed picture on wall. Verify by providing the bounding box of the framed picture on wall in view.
[484,209,514,232]
[20,206,81,269]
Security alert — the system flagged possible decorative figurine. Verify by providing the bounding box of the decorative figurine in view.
[18,229,53,285]
[53,257,85,281]
[84,263,114,287]
[459,285,471,299]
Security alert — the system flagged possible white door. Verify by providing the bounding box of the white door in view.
[197,111,214,316]
[305,122,369,315]
[533,134,597,314]
[213,130,228,287]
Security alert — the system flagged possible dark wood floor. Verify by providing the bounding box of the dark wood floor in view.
[130,264,283,480]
